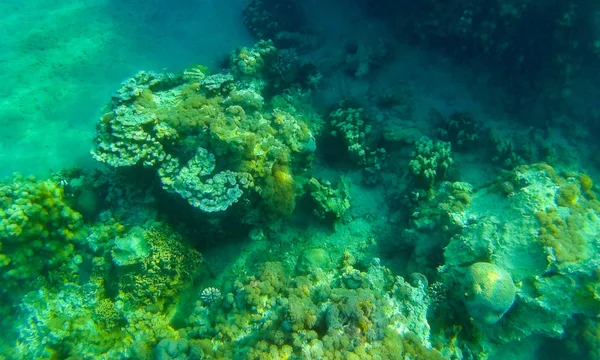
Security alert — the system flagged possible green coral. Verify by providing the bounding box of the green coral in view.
[113,222,203,305]
[13,220,204,360]
[328,107,370,166]
[305,177,351,221]
[0,174,84,296]
[461,262,517,325]
[16,282,179,360]
[91,41,319,218]
[183,258,441,359]
[409,136,453,189]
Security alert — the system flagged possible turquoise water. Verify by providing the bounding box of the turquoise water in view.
[1,1,600,359]
[0,0,252,177]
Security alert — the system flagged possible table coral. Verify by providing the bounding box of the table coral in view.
[92,41,318,219]
[158,148,251,213]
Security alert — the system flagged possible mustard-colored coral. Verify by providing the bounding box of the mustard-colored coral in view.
[185,259,440,359]
[0,174,84,296]
[13,219,203,360]
[532,170,600,263]
[115,222,203,306]
[262,164,297,216]
[556,183,580,207]
[535,207,587,263]
[579,173,595,199]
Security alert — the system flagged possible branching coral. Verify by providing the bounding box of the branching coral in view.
[329,107,369,166]
[409,137,453,189]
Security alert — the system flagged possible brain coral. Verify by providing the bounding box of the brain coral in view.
[462,262,517,325]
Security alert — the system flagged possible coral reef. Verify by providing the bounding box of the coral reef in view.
[13,221,204,359]
[92,41,320,220]
[2,8,600,358]
[181,257,442,359]
[436,164,600,356]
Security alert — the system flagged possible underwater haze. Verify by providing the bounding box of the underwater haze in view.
[1,0,600,359]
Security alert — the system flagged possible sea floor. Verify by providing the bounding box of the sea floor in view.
[0,0,253,177]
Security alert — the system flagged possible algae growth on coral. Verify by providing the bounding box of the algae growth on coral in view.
[1,1,600,359]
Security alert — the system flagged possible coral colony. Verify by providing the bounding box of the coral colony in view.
[1,0,600,359]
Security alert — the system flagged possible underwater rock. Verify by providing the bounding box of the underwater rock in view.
[462,262,517,325]
[74,189,101,219]
[296,247,332,275]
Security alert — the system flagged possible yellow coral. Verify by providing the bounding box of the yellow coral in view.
[535,208,586,263]
[580,173,596,199]
[263,164,296,216]
[556,183,580,207]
